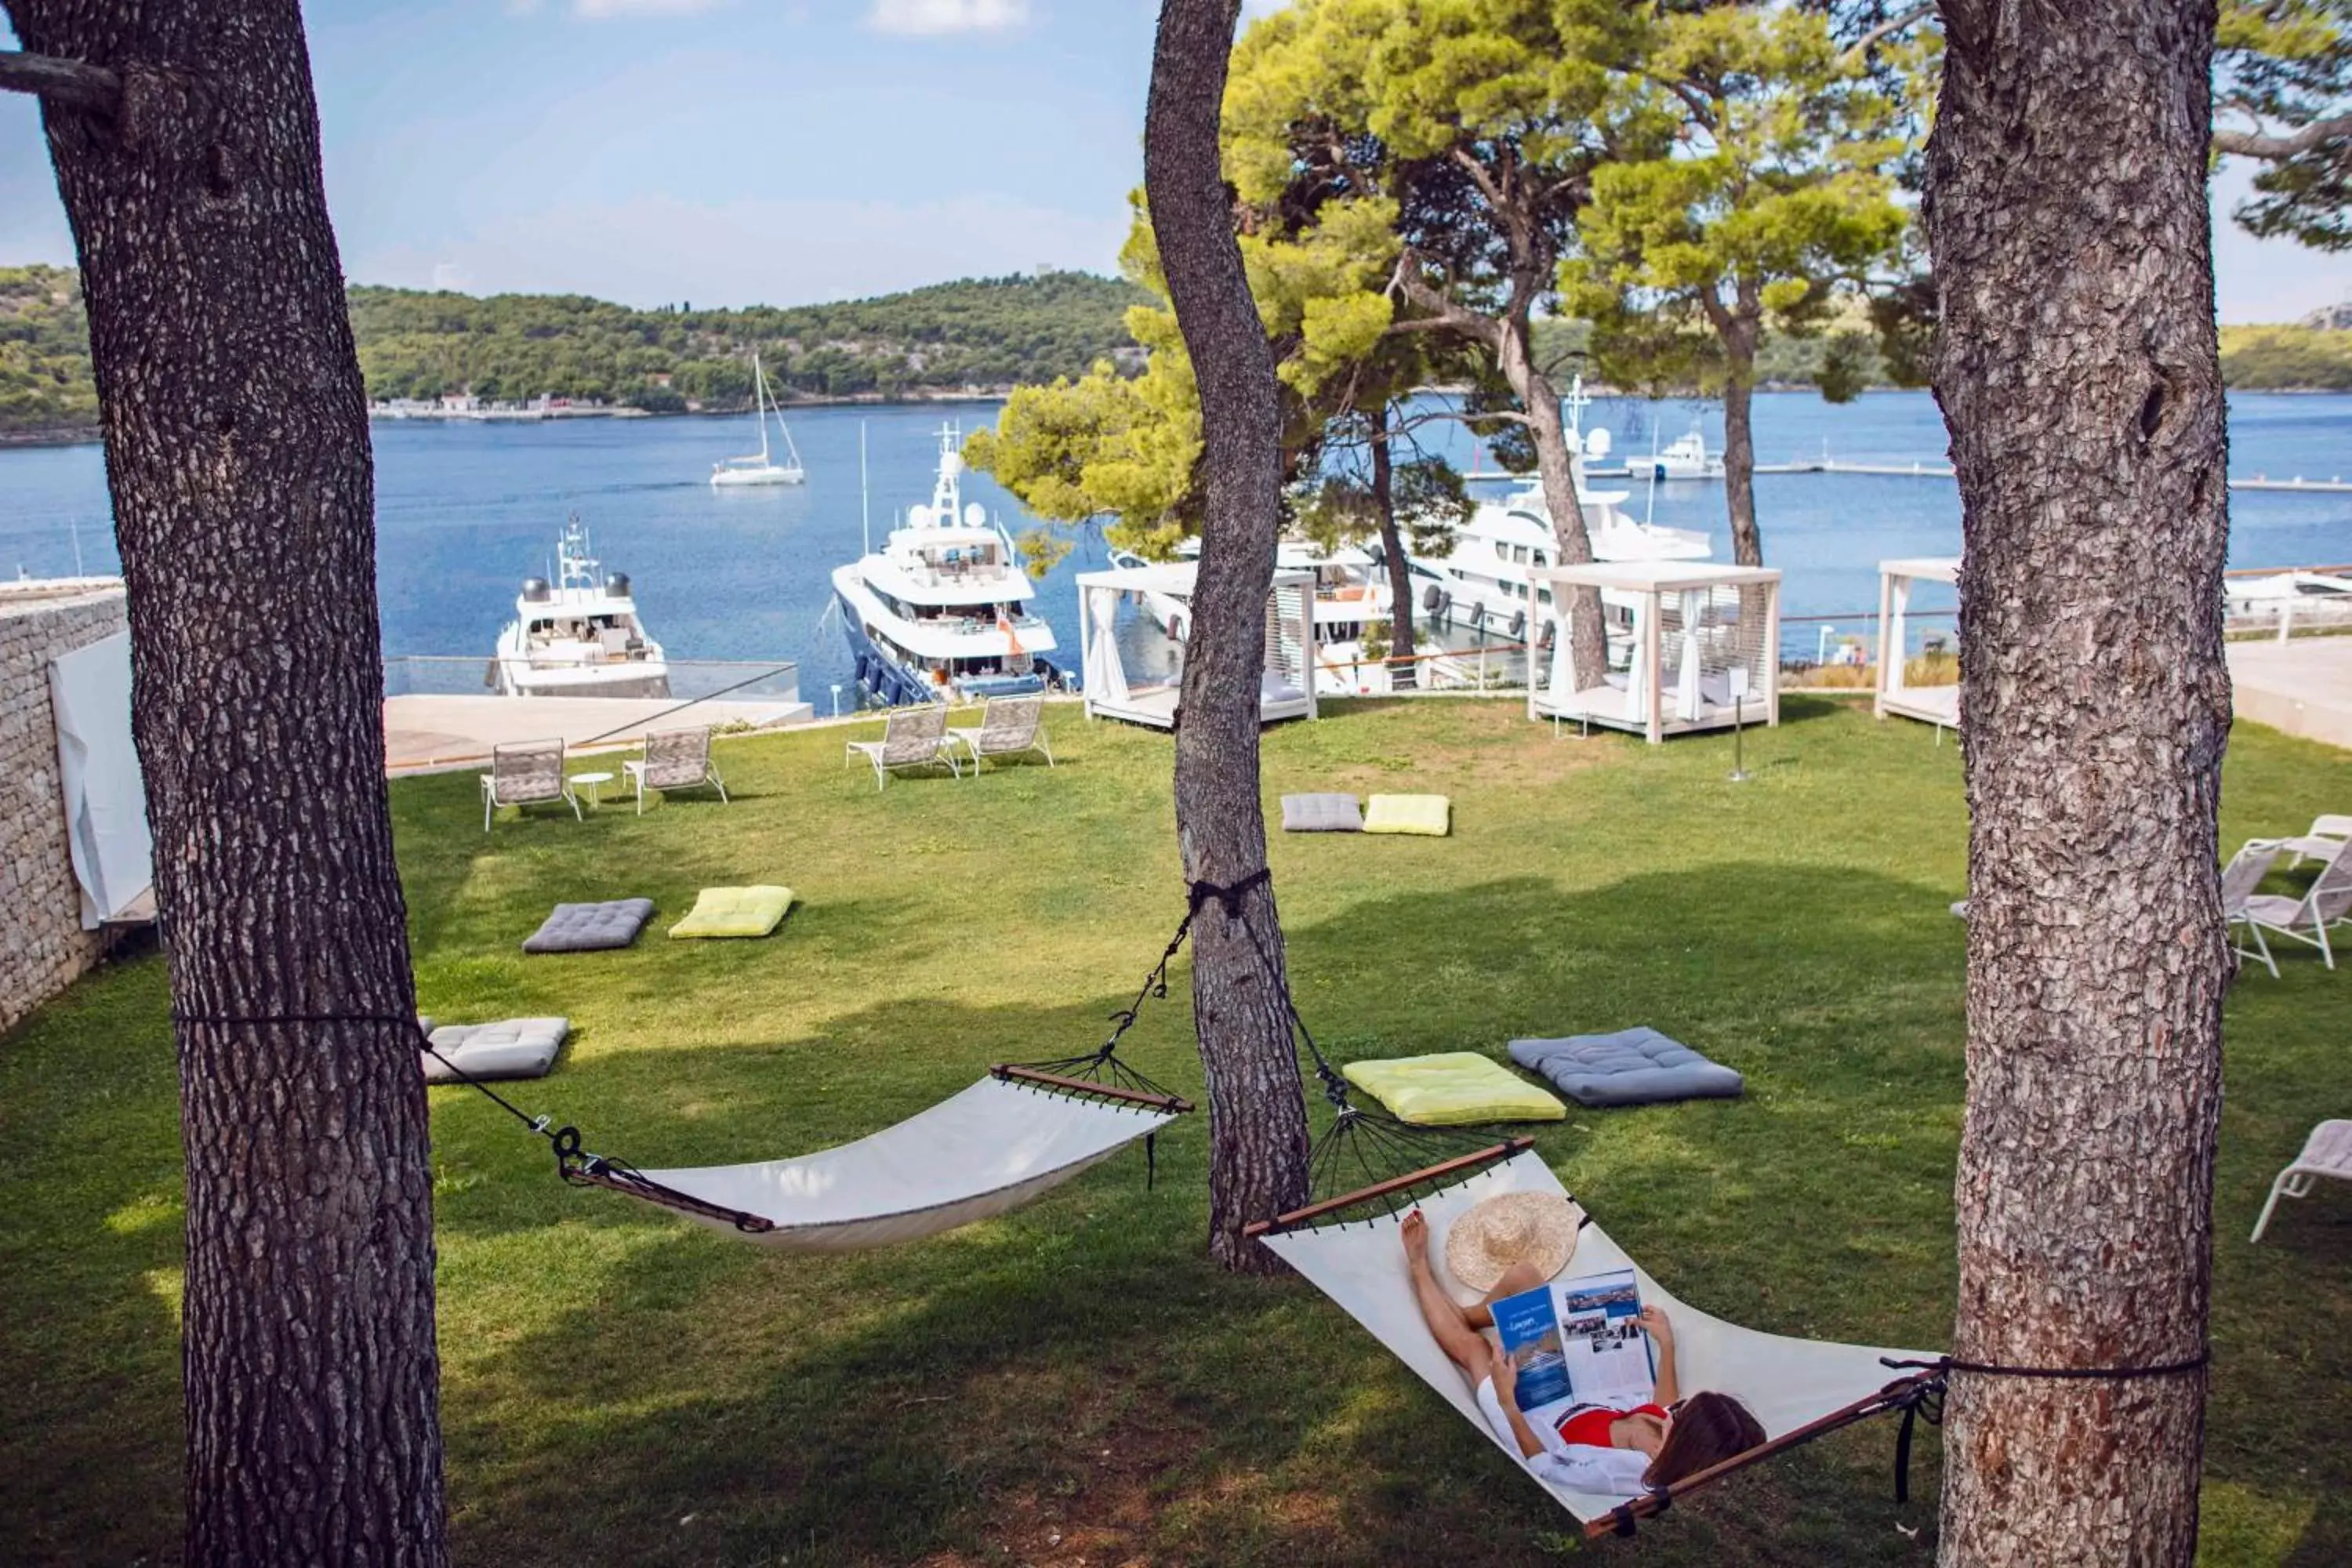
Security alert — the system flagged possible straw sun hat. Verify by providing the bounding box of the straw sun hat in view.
[1443,1191,1584,1293]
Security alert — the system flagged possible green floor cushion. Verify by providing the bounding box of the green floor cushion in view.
[1341,1051,1566,1126]
[1363,794,1451,837]
[670,884,796,939]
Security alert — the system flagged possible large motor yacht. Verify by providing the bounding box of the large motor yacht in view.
[832,423,1062,706]
[492,517,670,698]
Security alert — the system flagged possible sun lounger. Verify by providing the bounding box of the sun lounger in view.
[947,695,1054,773]
[481,739,580,830]
[2278,814,2352,869]
[2229,841,2352,976]
[2251,1120,2352,1241]
[844,705,958,789]
[625,727,728,814]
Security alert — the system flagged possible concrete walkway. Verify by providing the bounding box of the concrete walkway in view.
[2230,637,2352,750]
[385,694,814,775]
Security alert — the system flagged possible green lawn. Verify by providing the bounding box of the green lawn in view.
[2,697,2347,1566]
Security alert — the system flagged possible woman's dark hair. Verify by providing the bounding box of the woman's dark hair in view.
[1642,1391,1766,1488]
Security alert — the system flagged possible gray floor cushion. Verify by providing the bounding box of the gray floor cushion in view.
[422,1017,570,1083]
[1508,1027,1744,1108]
[522,898,655,953]
[1282,793,1365,833]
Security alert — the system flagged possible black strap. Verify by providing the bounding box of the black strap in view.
[1881,1352,2209,1381]
[171,1009,777,1233]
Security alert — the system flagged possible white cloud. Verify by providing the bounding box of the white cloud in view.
[868,0,1030,37]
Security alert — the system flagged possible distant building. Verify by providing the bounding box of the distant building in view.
[2299,299,2352,331]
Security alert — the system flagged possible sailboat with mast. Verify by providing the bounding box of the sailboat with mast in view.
[710,352,806,487]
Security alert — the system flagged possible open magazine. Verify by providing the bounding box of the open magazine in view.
[1489,1267,1655,1426]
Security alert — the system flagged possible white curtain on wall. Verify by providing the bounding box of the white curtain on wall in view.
[50,631,151,928]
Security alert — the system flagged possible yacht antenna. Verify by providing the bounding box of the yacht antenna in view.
[860,419,871,555]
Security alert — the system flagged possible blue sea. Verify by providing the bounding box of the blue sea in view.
[4,390,2348,700]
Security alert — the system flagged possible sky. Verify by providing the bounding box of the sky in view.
[2,0,2346,324]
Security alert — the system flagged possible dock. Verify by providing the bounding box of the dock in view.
[385,693,815,776]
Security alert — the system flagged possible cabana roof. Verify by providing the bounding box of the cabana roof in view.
[1537,561,1781,594]
[1878,556,1961,586]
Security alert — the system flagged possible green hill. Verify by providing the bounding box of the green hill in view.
[0,268,1149,438]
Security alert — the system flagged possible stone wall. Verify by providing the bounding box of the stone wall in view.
[1,579,132,1034]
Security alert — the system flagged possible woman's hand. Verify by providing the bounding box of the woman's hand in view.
[1637,1305,1675,1343]
[1486,1338,1519,1403]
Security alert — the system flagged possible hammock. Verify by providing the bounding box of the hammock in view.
[1253,1145,1941,1538]
[568,1068,1187,1251]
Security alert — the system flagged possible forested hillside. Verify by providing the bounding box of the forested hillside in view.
[6,261,2350,441]
[0,267,99,441]
[350,271,1149,408]
[1,268,1149,437]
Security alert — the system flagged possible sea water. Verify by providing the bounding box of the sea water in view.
[3,391,2347,699]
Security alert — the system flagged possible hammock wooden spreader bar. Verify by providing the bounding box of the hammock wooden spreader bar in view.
[992,1063,1195,1115]
[1585,1369,1944,1540]
[1243,1138,1537,1238]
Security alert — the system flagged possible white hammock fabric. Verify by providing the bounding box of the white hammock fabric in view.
[633,1076,1179,1251]
[1258,1150,1931,1525]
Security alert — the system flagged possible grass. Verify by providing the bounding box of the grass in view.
[2,696,2348,1566]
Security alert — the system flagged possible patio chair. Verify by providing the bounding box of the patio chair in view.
[844,704,958,790]
[2229,840,2352,976]
[624,725,728,815]
[947,694,1054,775]
[481,739,580,830]
[2251,1119,2352,1241]
[2278,813,2352,869]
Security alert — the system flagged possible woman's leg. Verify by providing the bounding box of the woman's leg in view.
[1401,1213,1489,1376]
[1465,1261,1549,1330]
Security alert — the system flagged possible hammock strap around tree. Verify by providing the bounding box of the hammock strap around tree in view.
[169,1010,782,1234]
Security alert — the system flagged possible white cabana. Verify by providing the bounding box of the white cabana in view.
[1527,561,1780,742]
[1073,563,1318,729]
[1875,557,1961,734]
[49,630,153,927]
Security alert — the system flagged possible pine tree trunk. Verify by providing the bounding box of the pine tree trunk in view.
[1721,349,1764,568]
[1497,327,1608,686]
[1368,410,1417,671]
[9,2,449,1561]
[1925,2,2230,1563]
[1145,0,1312,1273]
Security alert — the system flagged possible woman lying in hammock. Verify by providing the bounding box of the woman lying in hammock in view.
[1400,1209,1765,1497]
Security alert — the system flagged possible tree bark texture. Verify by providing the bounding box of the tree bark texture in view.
[1925,1,2230,1563]
[1721,350,1764,568]
[1497,329,1608,687]
[1368,412,1417,673]
[1145,0,1312,1272]
[9,2,449,1562]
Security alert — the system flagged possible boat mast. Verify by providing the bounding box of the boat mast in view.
[860,419,871,555]
[751,353,771,465]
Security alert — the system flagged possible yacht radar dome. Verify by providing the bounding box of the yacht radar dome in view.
[521,577,552,603]
[964,502,985,528]
[604,572,632,598]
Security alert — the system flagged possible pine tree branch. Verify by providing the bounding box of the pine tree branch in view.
[2212,111,2352,160]
[0,49,122,115]
[1843,3,1937,60]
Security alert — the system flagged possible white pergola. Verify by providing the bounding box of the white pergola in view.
[1875,557,1961,734]
[1528,561,1781,743]
[1073,562,1318,730]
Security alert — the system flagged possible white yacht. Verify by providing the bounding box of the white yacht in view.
[1644,426,1725,481]
[833,423,1062,705]
[1406,466,1711,643]
[1109,536,1391,644]
[492,517,670,698]
[710,353,806,487]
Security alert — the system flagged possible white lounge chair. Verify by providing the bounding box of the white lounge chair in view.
[948,695,1054,775]
[844,705,958,790]
[624,726,728,815]
[2230,842,2352,976]
[481,739,581,830]
[2251,1120,2352,1241]
[2278,813,2352,869]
